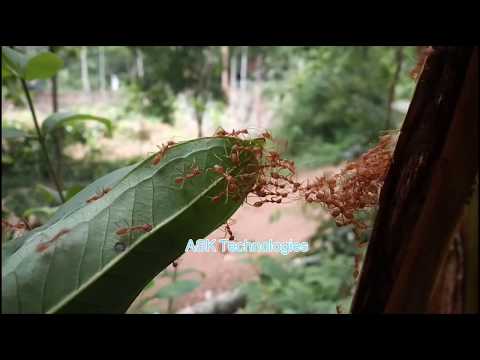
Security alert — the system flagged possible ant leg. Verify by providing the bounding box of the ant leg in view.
[213,152,225,164]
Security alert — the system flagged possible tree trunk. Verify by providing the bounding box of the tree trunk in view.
[386,46,404,129]
[81,46,91,93]
[351,47,478,313]
[230,51,237,91]
[99,46,106,93]
[240,46,248,92]
[136,48,144,79]
[195,104,204,138]
[221,46,230,99]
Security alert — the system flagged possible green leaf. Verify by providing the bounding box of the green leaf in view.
[36,184,62,206]
[64,185,84,201]
[258,256,290,283]
[1,47,27,78]
[24,52,64,81]
[23,206,59,218]
[1,47,63,80]
[2,165,135,264]
[155,280,200,299]
[41,112,112,137]
[2,154,14,165]
[2,63,11,79]
[2,137,262,313]
[1,127,32,140]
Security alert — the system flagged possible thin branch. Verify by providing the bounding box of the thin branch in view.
[20,79,65,203]
[167,263,178,314]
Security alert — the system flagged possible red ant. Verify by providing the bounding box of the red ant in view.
[353,254,362,279]
[252,197,282,207]
[36,229,70,253]
[116,223,153,237]
[261,130,273,140]
[211,191,226,204]
[151,141,176,166]
[215,128,249,138]
[209,165,240,194]
[86,187,111,203]
[231,144,263,163]
[223,219,236,241]
[175,161,202,186]
[2,219,30,231]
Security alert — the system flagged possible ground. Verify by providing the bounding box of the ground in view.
[129,167,336,313]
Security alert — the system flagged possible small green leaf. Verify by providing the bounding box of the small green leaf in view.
[23,206,59,218]
[2,47,63,80]
[1,127,32,140]
[2,154,14,165]
[155,280,200,299]
[42,112,112,137]
[2,63,11,79]
[64,185,84,201]
[258,256,290,283]
[36,184,61,205]
[24,52,64,81]
[1,47,27,78]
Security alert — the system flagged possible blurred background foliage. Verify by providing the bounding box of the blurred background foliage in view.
[2,46,419,313]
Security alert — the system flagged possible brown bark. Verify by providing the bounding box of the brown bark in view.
[351,47,478,313]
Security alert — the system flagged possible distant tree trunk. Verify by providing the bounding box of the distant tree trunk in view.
[386,46,404,129]
[136,48,144,79]
[49,46,64,191]
[240,46,248,92]
[230,51,237,91]
[221,46,230,98]
[99,46,106,93]
[351,47,478,314]
[194,104,204,138]
[81,46,91,93]
[253,55,264,129]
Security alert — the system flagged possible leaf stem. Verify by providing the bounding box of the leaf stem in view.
[20,79,65,203]
[167,263,178,314]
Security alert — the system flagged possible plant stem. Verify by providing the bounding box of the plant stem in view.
[20,79,65,203]
[49,45,65,191]
[167,263,178,314]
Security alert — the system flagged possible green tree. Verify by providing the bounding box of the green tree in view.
[131,46,225,137]
[266,46,417,167]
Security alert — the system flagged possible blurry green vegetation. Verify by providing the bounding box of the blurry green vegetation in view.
[264,46,417,168]
[239,212,373,314]
[240,252,354,314]
[134,267,206,314]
